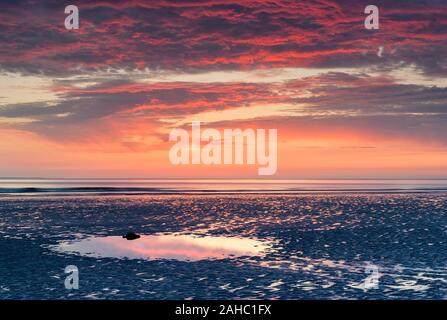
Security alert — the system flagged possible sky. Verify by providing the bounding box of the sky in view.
[0,0,446,179]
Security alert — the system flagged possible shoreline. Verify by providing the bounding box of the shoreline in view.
[2,189,447,197]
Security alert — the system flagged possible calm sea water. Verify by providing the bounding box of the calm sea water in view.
[1,179,447,194]
[0,180,446,299]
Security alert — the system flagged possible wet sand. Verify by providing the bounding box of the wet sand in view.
[0,193,446,299]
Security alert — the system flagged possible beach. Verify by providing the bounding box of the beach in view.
[0,187,446,299]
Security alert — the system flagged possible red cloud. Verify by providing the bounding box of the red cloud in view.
[0,0,445,74]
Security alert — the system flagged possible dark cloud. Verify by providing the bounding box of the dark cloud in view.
[0,70,446,145]
[0,0,445,75]
[0,0,445,148]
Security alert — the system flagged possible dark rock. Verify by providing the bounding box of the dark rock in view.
[122,232,141,240]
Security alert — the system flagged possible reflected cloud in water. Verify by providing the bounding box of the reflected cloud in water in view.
[52,234,273,261]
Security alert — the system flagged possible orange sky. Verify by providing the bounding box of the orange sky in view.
[1,123,446,178]
[0,1,446,178]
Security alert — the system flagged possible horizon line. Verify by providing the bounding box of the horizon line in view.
[1,177,447,181]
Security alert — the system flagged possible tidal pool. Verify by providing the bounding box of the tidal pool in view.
[51,233,273,261]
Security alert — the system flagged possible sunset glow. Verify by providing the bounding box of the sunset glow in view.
[1,0,446,178]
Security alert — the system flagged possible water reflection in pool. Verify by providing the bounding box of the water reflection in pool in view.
[52,234,273,261]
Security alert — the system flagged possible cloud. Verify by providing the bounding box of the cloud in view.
[0,68,445,148]
[0,0,446,159]
[0,0,445,76]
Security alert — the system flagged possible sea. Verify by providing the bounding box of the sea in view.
[0,179,446,299]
